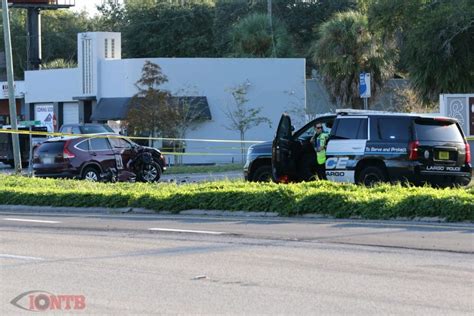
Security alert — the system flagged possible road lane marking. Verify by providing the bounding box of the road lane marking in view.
[2,218,61,224]
[0,254,44,261]
[148,228,226,235]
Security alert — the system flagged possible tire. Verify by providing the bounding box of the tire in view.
[454,176,471,187]
[137,161,162,183]
[252,165,273,182]
[357,166,387,186]
[82,166,101,182]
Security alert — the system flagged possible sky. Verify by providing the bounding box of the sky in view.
[71,0,106,16]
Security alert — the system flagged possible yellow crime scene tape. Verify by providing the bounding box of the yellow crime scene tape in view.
[0,128,265,157]
[2,128,471,158]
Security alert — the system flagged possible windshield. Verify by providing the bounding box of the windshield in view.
[414,120,464,142]
[80,125,115,134]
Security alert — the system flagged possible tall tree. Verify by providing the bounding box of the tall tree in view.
[213,0,355,67]
[403,0,474,100]
[95,0,125,32]
[367,0,425,75]
[229,13,293,57]
[0,9,27,78]
[123,2,216,58]
[368,0,474,101]
[213,0,252,56]
[311,10,396,107]
[0,8,93,78]
[41,10,94,65]
[126,61,172,143]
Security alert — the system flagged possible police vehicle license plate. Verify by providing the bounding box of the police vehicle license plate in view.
[438,151,449,160]
[42,157,54,164]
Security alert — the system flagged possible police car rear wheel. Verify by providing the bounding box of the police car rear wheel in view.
[358,166,387,186]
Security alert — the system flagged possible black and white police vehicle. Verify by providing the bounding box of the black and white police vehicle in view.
[267,110,472,186]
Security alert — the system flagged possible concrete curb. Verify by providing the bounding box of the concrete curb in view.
[0,205,278,217]
[0,205,471,224]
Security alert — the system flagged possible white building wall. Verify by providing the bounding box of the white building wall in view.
[25,68,80,103]
[1,81,26,99]
[77,32,121,100]
[100,58,306,164]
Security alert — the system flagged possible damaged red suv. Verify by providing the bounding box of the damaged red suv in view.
[33,134,166,182]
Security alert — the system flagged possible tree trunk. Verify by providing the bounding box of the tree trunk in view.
[240,130,245,164]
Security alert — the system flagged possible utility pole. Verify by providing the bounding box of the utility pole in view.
[267,0,276,57]
[2,0,22,173]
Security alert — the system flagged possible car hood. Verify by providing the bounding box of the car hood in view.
[139,145,162,154]
[249,141,272,153]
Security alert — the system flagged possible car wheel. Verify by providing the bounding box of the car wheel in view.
[82,166,100,182]
[252,165,273,182]
[138,162,162,183]
[357,166,387,186]
[454,176,471,187]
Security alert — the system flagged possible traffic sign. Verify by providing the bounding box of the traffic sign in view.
[359,72,371,98]
[19,120,41,127]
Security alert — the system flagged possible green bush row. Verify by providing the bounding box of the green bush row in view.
[0,175,472,222]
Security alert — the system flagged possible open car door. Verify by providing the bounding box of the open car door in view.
[272,114,296,182]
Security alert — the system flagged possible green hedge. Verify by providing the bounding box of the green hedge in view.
[0,175,472,222]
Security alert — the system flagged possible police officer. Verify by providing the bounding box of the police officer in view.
[310,123,328,180]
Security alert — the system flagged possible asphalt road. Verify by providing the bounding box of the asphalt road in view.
[0,210,473,314]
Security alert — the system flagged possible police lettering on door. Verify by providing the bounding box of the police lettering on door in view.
[326,157,349,170]
[325,157,356,182]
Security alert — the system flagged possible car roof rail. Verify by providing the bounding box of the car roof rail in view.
[336,108,397,115]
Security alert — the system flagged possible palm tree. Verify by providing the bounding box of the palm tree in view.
[229,13,293,58]
[41,59,77,69]
[311,10,395,107]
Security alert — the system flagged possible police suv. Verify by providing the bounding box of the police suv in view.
[271,110,472,186]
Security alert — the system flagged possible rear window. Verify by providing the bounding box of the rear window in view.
[76,140,89,151]
[378,118,411,141]
[414,120,464,142]
[37,141,65,153]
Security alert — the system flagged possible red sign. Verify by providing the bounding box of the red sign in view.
[11,291,86,312]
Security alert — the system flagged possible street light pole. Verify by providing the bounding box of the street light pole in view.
[2,0,22,173]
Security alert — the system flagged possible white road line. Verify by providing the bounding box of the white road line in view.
[148,228,226,235]
[0,254,44,261]
[2,218,61,224]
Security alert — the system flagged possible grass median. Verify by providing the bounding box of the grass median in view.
[165,163,243,174]
[0,175,472,222]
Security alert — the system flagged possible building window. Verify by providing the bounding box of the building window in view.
[104,38,108,58]
[111,39,115,58]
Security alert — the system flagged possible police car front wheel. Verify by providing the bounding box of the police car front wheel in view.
[357,166,387,186]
